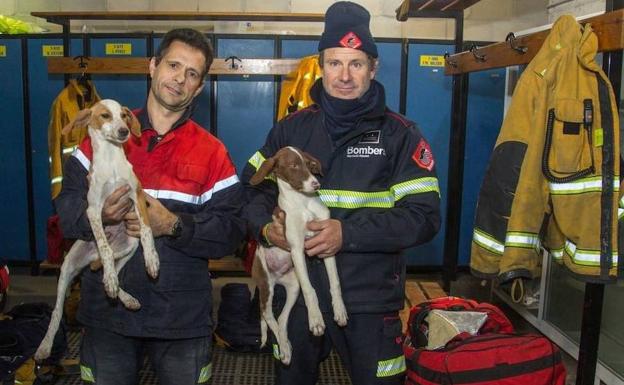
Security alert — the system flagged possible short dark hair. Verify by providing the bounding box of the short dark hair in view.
[155,28,214,78]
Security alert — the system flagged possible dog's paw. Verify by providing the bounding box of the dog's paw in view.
[34,346,51,362]
[333,300,348,327]
[118,290,141,310]
[308,312,325,336]
[280,341,292,365]
[103,273,119,299]
[145,253,160,279]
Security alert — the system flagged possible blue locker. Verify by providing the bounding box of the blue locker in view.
[458,69,505,265]
[0,38,29,260]
[27,37,83,261]
[152,36,212,132]
[375,41,401,112]
[89,37,147,109]
[405,42,454,266]
[216,38,275,174]
[281,38,318,58]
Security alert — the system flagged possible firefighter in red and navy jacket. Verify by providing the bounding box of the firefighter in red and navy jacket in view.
[242,3,440,384]
[56,29,245,385]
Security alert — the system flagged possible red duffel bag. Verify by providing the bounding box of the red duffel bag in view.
[405,296,515,349]
[404,332,566,385]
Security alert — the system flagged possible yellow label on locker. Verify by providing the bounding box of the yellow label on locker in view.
[0,46,6,57]
[42,45,64,57]
[105,43,132,55]
[420,55,445,67]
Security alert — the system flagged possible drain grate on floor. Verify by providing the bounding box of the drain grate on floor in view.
[53,330,351,385]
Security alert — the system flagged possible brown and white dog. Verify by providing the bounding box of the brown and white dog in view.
[250,146,348,365]
[34,99,159,361]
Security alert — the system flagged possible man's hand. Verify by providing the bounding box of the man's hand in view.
[123,210,141,238]
[304,219,342,258]
[265,210,290,250]
[124,194,177,238]
[102,185,133,226]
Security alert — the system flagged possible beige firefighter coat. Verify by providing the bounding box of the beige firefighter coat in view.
[471,15,621,283]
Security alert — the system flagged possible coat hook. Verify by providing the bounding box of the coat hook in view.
[73,55,90,68]
[506,32,528,54]
[470,44,486,62]
[225,56,242,70]
[73,55,89,76]
[443,52,457,68]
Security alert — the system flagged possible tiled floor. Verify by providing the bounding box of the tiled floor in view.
[3,267,581,384]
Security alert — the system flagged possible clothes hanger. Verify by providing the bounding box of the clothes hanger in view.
[73,55,92,103]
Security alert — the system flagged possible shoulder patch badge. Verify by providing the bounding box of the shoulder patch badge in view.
[412,138,435,171]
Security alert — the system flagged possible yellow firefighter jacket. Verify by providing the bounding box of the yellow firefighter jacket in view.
[471,15,621,283]
[48,79,100,198]
[277,55,322,121]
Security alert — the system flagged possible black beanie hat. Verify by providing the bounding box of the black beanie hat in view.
[318,1,378,58]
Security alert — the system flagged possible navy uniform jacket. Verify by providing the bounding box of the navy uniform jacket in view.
[242,80,441,314]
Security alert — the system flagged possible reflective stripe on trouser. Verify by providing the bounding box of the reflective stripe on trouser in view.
[377,355,406,378]
[198,363,212,383]
[81,365,95,383]
[80,326,212,385]
[472,229,541,256]
[274,303,405,385]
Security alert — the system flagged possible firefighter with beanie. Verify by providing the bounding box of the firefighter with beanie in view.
[242,2,440,384]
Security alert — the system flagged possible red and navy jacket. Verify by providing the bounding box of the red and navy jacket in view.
[55,107,246,339]
[242,80,441,314]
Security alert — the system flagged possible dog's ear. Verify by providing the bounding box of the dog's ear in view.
[302,151,323,176]
[122,107,141,138]
[250,157,276,185]
[62,109,92,135]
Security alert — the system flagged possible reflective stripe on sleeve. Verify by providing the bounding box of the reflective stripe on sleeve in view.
[73,148,91,170]
[564,239,618,267]
[63,145,77,155]
[143,174,239,205]
[391,177,440,201]
[550,247,564,261]
[473,229,504,255]
[505,231,540,251]
[247,151,276,182]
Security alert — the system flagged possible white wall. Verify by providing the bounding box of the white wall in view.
[4,0,604,42]
[547,0,605,22]
[0,0,16,15]
[463,0,550,41]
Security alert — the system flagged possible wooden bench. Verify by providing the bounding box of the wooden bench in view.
[42,259,446,333]
[399,279,448,333]
[40,255,247,274]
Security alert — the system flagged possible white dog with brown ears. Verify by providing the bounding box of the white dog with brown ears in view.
[250,146,348,365]
[35,99,159,361]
